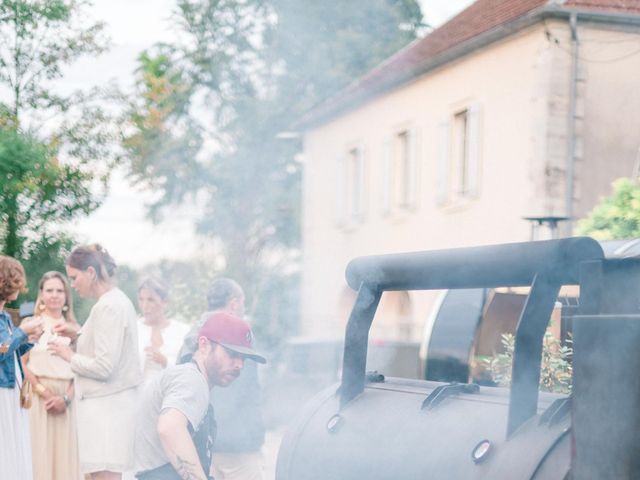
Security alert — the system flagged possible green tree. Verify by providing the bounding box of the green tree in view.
[0,0,107,126]
[0,1,117,310]
[0,129,96,259]
[0,0,117,171]
[123,47,204,219]
[576,178,640,240]
[0,0,116,221]
[123,0,424,342]
[271,0,424,110]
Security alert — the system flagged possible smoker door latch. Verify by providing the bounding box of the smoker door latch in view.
[365,370,385,383]
[539,397,571,427]
[421,383,480,411]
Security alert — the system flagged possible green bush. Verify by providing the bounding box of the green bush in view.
[482,329,572,394]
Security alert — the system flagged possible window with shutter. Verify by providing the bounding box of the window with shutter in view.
[445,104,482,204]
[453,109,470,196]
[381,139,392,216]
[406,128,418,209]
[387,128,419,214]
[436,120,451,205]
[466,105,481,197]
[336,155,347,226]
[343,146,366,226]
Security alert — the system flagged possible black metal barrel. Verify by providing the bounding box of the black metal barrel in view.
[276,238,606,480]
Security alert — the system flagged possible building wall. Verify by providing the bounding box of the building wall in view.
[300,18,640,341]
[537,18,640,231]
[574,21,640,219]
[301,24,555,340]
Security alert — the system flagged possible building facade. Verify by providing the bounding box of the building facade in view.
[299,0,640,341]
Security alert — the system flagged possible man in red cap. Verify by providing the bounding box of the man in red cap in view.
[134,312,266,480]
[177,278,266,480]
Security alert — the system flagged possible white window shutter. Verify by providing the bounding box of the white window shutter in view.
[436,120,450,205]
[466,104,481,197]
[356,146,366,222]
[407,128,418,209]
[381,139,392,216]
[336,155,347,226]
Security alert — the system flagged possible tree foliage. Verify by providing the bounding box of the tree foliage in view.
[482,330,573,394]
[576,178,640,240]
[0,1,116,309]
[0,129,96,258]
[0,0,116,189]
[123,0,424,338]
[123,48,203,218]
[271,0,424,110]
[0,0,108,127]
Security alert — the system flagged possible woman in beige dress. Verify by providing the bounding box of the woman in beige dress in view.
[23,271,82,480]
[48,244,142,480]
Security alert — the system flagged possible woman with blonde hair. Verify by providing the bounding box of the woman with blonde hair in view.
[23,270,82,479]
[48,244,142,480]
[0,255,44,479]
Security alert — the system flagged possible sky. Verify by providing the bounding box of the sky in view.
[69,0,476,267]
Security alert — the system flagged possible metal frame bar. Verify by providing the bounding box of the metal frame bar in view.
[508,274,561,435]
[339,238,604,435]
[340,283,382,408]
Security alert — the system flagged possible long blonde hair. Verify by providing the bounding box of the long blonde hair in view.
[34,271,77,323]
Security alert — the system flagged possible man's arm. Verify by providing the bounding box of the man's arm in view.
[157,408,208,480]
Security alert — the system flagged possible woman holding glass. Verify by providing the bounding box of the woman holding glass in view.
[49,244,142,480]
[23,270,82,480]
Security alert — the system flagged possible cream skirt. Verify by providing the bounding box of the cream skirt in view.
[76,387,138,474]
[0,380,33,479]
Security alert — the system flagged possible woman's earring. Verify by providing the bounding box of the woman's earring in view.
[38,303,46,311]
[62,305,69,312]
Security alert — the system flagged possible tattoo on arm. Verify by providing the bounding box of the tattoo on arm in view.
[176,455,205,480]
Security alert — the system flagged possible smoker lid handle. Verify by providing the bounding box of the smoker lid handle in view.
[345,237,603,291]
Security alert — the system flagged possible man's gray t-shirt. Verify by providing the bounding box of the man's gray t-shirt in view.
[134,362,210,472]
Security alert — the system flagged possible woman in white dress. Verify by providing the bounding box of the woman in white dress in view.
[0,255,43,479]
[23,271,82,480]
[136,278,189,384]
[48,244,142,480]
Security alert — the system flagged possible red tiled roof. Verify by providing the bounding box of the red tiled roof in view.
[566,0,640,14]
[300,0,640,128]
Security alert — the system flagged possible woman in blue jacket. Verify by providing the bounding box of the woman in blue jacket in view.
[0,255,43,479]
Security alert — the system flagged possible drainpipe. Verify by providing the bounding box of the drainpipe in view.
[566,12,579,235]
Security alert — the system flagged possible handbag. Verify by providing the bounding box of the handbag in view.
[20,378,32,409]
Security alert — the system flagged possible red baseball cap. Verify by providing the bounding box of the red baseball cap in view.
[198,311,266,364]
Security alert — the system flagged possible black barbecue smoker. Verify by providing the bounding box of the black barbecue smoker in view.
[275,237,640,479]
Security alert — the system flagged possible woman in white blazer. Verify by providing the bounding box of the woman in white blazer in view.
[49,244,142,480]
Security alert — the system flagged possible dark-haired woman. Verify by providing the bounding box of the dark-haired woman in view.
[48,244,141,480]
[23,271,82,480]
[0,255,43,479]
[137,278,189,384]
